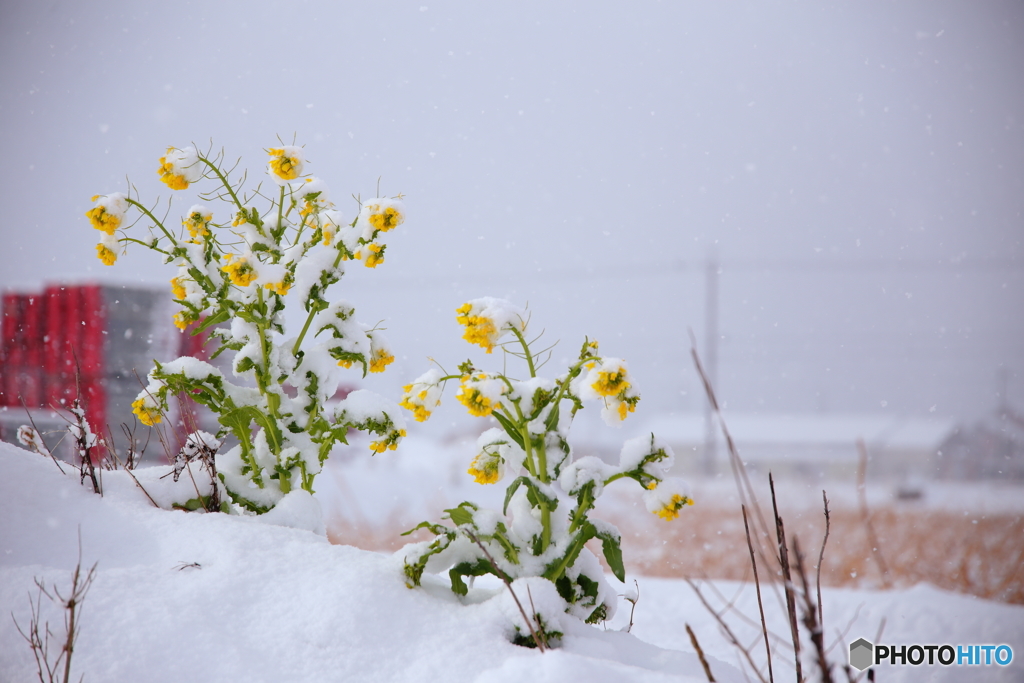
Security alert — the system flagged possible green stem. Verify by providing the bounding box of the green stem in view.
[291,248,346,356]
[122,237,171,256]
[125,198,178,247]
[277,185,285,241]
[509,325,536,378]
[199,155,245,213]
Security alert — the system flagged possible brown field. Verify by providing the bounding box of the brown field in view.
[327,496,1024,605]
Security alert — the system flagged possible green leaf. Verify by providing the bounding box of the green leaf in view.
[491,411,525,450]
[543,522,596,583]
[444,502,477,527]
[543,400,561,432]
[400,520,448,537]
[449,559,495,596]
[196,307,231,332]
[596,529,625,583]
[503,476,527,515]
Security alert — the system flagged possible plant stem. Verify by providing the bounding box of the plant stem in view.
[199,155,245,213]
[125,198,177,246]
[291,248,345,356]
[509,326,536,377]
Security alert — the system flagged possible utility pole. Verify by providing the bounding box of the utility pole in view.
[703,254,719,476]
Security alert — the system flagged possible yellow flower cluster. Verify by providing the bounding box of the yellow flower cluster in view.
[158,147,191,190]
[467,450,501,484]
[399,372,443,422]
[369,348,394,373]
[356,243,384,268]
[183,207,213,240]
[581,358,639,425]
[367,204,404,232]
[131,397,162,426]
[653,493,694,521]
[264,279,291,296]
[456,303,500,353]
[370,428,407,453]
[86,205,121,235]
[170,277,187,300]
[268,147,303,181]
[221,253,257,287]
[589,365,630,398]
[455,373,504,417]
[96,243,117,266]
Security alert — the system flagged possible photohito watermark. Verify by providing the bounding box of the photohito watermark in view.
[849,637,1014,671]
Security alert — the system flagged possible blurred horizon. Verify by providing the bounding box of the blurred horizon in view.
[1,0,1021,427]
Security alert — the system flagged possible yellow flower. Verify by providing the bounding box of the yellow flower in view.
[616,399,636,421]
[264,279,291,296]
[131,397,162,426]
[370,428,406,453]
[86,206,120,234]
[455,374,504,417]
[221,253,257,287]
[456,303,500,353]
[183,207,212,239]
[399,371,444,422]
[157,146,200,190]
[96,243,117,266]
[337,359,354,368]
[654,493,694,521]
[173,311,190,330]
[361,243,384,268]
[170,277,187,300]
[367,204,404,232]
[268,146,303,181]
[467,451,501,484]
[591,367,630,397]
[369,348,394,373]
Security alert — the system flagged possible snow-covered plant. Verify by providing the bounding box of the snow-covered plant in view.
[399,298,693,627]
[87,143,408,513]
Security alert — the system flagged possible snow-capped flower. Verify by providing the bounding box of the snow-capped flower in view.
[370,428,407,453]
[267,146,304,184]
[399,369,444,422]
[264,277,292,296]
[158,146,202,190]
[367,202,404,232]
[173,310,198,331]
[368,342,394,374]
[466,428,524,485]
[643,477,693,521]
[455,297,526,353]
[221,253,258,287]
[95,232,119,266]
[318,210,344,246]
[577,357,640,426]
[468,450,501,484]
[86,193,128,235]
[356,197,405,240]
[183,205,213,240]
[170,277,187,300]
[95,243,116,266]
[455,373,506,417]
[355,242,385,268]
[297,178,333,218]
[131,396,162,426]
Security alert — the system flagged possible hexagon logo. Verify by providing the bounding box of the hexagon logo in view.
[849,638,874,671]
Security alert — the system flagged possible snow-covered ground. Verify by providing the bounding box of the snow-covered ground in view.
[2,439,1022,682]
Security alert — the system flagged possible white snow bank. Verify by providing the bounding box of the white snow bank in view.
[0,442,741,682]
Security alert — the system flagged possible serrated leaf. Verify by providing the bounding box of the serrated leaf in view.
[492,411,524,449]
[444,503,476,527]
[596,529,625,583]
[503,476,528,515]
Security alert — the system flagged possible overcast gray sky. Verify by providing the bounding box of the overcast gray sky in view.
[1,0,1021,429]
